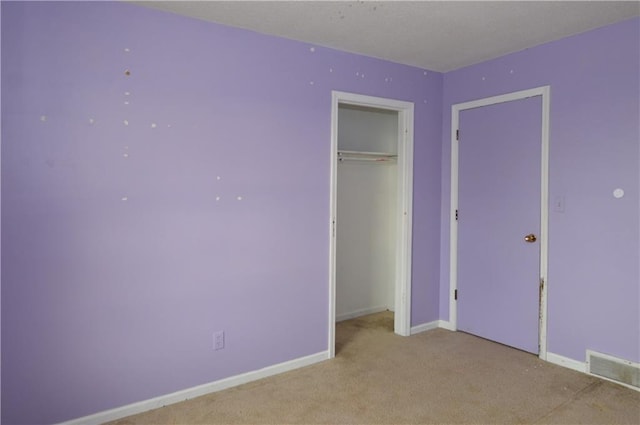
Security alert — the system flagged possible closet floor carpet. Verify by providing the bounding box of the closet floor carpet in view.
[110,311,640,424]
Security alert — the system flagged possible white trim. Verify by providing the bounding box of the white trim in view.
[538,87,551,360]
[395,103,414,337]
[58,351,329,425]
[547,352,587,373]
[437,320,456,331]
[410,320,456,335]
[449,86,551,360]
[329,91,415,358]
[336,306,389,322]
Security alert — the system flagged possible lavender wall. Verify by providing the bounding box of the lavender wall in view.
[440,19,640,363]
[1,2,442,424]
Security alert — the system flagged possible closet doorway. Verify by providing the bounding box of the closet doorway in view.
[328,91,414,358]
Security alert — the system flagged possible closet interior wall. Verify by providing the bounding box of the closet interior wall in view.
[336,104,399,321]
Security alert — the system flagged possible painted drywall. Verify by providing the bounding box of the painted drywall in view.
[337,105,398,153]
[336,106,397,319]
[0,2,443,423]
[440,18,640,363]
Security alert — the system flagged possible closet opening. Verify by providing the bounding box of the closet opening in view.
[328,92,414,358]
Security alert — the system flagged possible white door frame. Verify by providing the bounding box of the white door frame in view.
[329,91,414,358]
[449,86,550,360]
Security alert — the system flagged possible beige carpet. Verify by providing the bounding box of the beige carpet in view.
[110,312,640,424]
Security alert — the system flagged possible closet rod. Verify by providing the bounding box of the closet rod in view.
[338,150,397,158]
[337,151,398,164]
[338,156,396,163]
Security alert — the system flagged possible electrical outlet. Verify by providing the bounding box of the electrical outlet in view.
[213,331,225,351]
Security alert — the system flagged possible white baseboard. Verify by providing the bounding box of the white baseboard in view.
[410,320,440,335]
[547,352,587,373]
[437,320,455,331]
[59,351,329,425]
[410,320,455,335]
[336,306,388,322]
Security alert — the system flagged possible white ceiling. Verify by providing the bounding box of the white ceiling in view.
[133,1,640,72]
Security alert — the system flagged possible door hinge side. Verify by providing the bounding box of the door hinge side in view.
[455,209,459,221]
[456,129,459,141]
[332,220,336,238]
[454,289,458,301]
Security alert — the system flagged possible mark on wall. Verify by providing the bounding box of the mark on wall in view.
[613,188,625,198]
[40,115,47,122]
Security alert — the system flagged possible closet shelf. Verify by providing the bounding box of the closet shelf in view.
[337,150,398,163]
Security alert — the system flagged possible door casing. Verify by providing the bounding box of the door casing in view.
[329,91,414,358]
[449,86,550,360]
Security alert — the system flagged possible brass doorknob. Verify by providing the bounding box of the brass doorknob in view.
[524,234,537,243]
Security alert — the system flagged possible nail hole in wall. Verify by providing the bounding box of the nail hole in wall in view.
[125,69,131,76]
[613,188,625,198]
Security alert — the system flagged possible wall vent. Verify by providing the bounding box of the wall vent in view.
[586,350,640,390]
